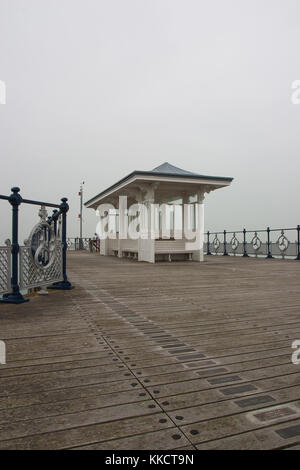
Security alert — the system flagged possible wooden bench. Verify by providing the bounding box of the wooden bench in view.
[122,249,138,259]
[155,251,194,262]
[112,249,138,259]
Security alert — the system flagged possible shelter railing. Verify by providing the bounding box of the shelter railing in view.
[0,187,74,304]
[205,226,300,259]
[67,237,100,252]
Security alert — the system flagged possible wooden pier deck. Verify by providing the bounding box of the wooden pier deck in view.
[1,252,300,450]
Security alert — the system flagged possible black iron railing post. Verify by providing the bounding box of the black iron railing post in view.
[243,228,249,257]
[266,227,274,259]
[207,231,212,255]
[48,198,74,290]
[223,230,228,256]
[0,187,28,304]
[296,225,300,260]
[52,209,58,236]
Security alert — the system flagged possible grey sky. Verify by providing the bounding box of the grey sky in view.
[1,0,300,241]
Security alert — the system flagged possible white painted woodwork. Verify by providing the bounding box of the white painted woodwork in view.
[88,163,232,263]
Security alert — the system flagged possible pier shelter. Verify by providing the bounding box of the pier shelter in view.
[85,163,233,263]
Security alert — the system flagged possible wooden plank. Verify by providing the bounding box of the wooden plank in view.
[74,428,190,450]
[0,413,175,450]
[0,400,162,441]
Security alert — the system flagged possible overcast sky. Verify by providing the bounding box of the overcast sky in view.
[1,0,300,241]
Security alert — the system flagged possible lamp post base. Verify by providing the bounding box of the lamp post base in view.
[0,293,29,304]
[48,281,74,290]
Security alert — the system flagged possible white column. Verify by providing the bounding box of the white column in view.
[100,232,108,255]
[193,191,205,262]
[138,185,156,263]
[181,193,189,240]
[97,210,110,255]
[118,196,127,258]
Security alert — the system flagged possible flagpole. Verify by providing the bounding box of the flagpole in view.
[79,181,84,248]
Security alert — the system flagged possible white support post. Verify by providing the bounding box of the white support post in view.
[192,191,205,262]
[97,211,109,255]
[138,185,156,263]
[181,193,189,241]
[100,237,108,255]
[118,196,127,258]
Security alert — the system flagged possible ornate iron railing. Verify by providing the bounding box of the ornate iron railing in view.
[19,242,63,290]
[0,244,11,295]
[67,237,100,252]
[67,237,91,251]
[0,187,74,304]
[205,226,300,259]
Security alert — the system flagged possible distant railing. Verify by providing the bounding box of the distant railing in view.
[66,227,300,260]
[0,187,74,305]
[205,226,300,259]
[67,237,100,252]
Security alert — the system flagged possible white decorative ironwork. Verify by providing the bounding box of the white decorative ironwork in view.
[230,233,239,252]
[0,240,11,295]
[251,232,262,252]
[19,206,63,290]
[276,230,289,254]
[82,238,90,250]
[67,237,93,250]
[212,234,221,252]
[19,243,63,289]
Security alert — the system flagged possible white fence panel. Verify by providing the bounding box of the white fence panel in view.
[0,246,11,295]
[19,242,63,290]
